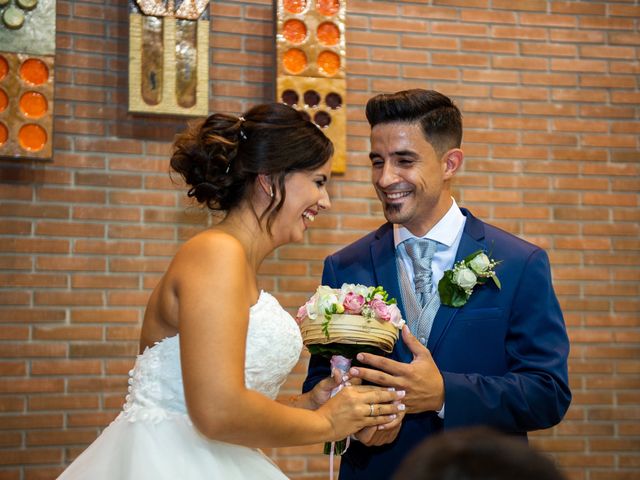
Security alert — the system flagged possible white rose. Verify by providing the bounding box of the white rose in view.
[317,292,340,315]
[453,267,477,290]
[468,253,491,274]
[317,285,335,297]
[354,284,371,297]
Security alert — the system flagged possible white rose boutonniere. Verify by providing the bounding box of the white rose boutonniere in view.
[438,250,501,307]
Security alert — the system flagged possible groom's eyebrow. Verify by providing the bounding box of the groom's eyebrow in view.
[392,150,418,158]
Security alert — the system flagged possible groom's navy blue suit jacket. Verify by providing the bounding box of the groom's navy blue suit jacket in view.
[303,209,571,480]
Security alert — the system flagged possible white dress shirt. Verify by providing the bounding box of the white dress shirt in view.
[394,199,467,294]
[392,199,466,419]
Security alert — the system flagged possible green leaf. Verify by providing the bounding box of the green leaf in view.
[491,273,501,290]
[438,272,469,307]
[321,315,332,340]
[449,287,469,307]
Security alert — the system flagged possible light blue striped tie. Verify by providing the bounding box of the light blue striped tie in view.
[404,237,438,309]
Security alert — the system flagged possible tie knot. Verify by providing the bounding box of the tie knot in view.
[404,237,437,263]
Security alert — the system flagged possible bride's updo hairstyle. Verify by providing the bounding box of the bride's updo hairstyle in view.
[170,103,333,232]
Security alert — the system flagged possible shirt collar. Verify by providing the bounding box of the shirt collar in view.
[393,198,465,249]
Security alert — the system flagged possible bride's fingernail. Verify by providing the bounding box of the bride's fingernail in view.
[378,425,385,430]
[344,382,352,387]
[387,387,396,392]
[390,414,397,419]
[357,353,364,361]
[342,375,349,382]
[397,390,406,398]
[350,368,360,376]
[397,404,406,411]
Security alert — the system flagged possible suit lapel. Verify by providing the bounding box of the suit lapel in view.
[427,209,486,354]
[370,224,418,362]
[370,224,405,317]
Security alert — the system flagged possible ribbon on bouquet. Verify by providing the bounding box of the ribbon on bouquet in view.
[328,354,351,480]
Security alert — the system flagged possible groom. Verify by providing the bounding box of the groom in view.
[303,89,571,480]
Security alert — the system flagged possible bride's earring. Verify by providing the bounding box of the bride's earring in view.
[269,186,274,198]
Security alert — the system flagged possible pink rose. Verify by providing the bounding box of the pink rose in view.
[387,304,404,328]
[370,298,390,321]
[295,305,307,325]
[343,292,365,314]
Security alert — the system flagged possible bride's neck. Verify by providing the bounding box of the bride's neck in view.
[216,203,275,274]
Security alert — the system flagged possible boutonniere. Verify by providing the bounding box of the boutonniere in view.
[438,250,501,307]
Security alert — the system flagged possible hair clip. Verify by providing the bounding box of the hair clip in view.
[238,116,248,140]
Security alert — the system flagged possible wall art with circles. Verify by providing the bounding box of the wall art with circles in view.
[0,0,55,160]
[276,0,346,173]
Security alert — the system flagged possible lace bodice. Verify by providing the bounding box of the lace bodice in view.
[120,291,303,423]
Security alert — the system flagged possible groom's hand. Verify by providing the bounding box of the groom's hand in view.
[355,410,405,446]
[349,326,444,415]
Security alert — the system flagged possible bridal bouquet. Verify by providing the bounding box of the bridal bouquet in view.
[296,284,405,456]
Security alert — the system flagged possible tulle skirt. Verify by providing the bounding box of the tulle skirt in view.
[58,413,288,479]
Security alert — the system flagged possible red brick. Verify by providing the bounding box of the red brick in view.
[26,429,97,447]
[32,326,103,341]
[0,274,67,289]
[73,240,141,255]
[522,72,577,87]
[67,412,118,428]
[35,222,104,238]
[73,206,141,222]
[0,238,69,254]
[34,291,104,306]
[69,343,137,358]
[106,326,141,341]
[1,413,63,430]
[0,220,31,235]
[67,377,127,393]
[0,449,61,466]
[28,395,99,411]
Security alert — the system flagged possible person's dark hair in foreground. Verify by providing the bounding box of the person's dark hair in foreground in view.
[393,426,567,480]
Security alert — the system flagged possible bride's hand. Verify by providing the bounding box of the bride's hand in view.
[317,386,405,441]
[307,368,347,409]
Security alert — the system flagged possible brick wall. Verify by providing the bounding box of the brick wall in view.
[1,1,638,479]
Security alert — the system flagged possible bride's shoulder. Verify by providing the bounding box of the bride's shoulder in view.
[171,230,245,273]
[184,229,243,254]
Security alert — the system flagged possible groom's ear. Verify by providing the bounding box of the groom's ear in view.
[442,149,463,180]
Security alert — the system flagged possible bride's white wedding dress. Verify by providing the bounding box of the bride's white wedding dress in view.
[59,291,303,479]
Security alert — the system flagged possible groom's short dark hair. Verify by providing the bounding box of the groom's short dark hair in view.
[365,89,462,157]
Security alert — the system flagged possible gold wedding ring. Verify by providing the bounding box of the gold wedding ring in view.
[369,403,374,417]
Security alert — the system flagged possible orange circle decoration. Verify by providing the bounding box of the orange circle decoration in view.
[283,0,306,14]
[0,122,7,146]
[317,50,340,76]
[18,123,47,151]
[316,0,339,16]
[283,19,307,44]
[19,91,48,118]
[0,88,8,113]
[20,58,49,85]
[317,22,340,46]
[0,55,8,81]
[283,49,307,75]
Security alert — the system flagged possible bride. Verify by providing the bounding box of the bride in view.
[58,103,405,479]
